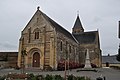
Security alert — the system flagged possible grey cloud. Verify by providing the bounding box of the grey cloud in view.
[93,16,102,23]
[0,0,120,55]
[0,42,17,49]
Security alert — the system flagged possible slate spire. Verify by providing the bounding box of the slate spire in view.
[72,14,84,34]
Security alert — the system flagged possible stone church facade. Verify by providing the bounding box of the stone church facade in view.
[17,7,102,70]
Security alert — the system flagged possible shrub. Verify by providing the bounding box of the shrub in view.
[67,75,74,80]
[86,77,91,80]
[28,73,37,80]
[29,73,35,78]
[79,64,85,68]
[54,75,63,80]
[45,74,53,80]
[31,77,37,80]
[76,76,85,80]
[0,76,5,80]
[15,65,20,70]
[91,63,97,68]
[36,75,44,80]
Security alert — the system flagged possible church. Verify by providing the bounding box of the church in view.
[17,7,102,70]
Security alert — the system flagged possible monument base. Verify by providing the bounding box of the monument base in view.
[76,68,98,72]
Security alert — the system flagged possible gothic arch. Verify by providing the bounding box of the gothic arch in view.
[28,48,42,56]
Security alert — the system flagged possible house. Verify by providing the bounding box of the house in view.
[102,54,120,67]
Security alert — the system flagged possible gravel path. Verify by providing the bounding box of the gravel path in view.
[0,68,120,80]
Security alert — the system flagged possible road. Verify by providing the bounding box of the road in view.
[0,68,120,80]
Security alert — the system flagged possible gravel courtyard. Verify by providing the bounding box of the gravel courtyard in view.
[0,68,120,80]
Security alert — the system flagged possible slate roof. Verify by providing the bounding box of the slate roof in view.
[102,55,120,64]
[73,15,84,30]
[0,52,18,57]
[73,31,97,44]
[23,8,78,43]
[40,10,78,43]
[23,8,98,44]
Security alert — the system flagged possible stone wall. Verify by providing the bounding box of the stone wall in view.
[56,32,79,64]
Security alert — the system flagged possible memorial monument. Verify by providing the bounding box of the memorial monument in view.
[84,49,92,68]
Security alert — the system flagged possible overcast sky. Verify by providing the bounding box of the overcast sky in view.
[0,0,120,55]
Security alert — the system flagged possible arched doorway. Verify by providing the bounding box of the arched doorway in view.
[32,52,40,67]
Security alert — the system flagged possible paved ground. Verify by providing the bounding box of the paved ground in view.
[0,68,120,80]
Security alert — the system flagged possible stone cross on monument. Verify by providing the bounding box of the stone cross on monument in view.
[84,49,92,68]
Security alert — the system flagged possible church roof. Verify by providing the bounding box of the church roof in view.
[41,10,78,43]
[73,15,84,30]
[73,31,97,44]
[23,7,78,43]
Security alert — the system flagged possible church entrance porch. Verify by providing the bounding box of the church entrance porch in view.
[32,52,40,67]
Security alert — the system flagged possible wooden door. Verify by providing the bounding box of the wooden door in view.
[32,52,40,67]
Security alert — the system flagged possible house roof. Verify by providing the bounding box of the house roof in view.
[73,31,97,44]
[0,52,18,61]
[102,55,120,64]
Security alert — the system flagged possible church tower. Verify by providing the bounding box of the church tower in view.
[72,15,84,34]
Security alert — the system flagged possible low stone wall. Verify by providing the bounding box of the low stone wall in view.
[7,73,28,79]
